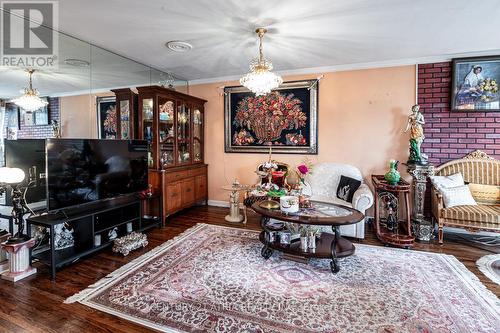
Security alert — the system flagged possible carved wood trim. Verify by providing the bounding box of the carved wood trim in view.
[463,150,494,160]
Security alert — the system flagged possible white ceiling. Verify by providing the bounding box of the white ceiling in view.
[53,0,500,82]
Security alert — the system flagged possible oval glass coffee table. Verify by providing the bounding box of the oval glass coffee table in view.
[252,201,364,273]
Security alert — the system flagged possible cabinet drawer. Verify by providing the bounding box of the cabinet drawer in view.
[165,182,182,213]
[195,175,207,200]
[188,166,206,177]
[165,170,189,182]
[181,178,195,205]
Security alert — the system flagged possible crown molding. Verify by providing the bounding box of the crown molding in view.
[188,49,500,86]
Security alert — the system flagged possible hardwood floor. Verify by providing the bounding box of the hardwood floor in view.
[0,206,498,333]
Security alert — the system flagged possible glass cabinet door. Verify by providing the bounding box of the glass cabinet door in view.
[177,102,191,164]
[193,107,203,163]
[158,98,175,168]
[142,98,155,168]
[119,100,130,139]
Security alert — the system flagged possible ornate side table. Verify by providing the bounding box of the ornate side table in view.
[371,175,414,248]
[221,181,250,223]
[406,163,435,242]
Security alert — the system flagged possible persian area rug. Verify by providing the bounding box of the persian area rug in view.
[66,224,500,333]
[477,254,500,286]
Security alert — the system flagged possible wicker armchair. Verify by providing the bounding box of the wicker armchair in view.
[431,150,500,244]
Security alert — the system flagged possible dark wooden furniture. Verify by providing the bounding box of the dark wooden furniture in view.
[371,175,414,248]
[26,196,159,279]
[252,201,364,273]
[136,86,207,224]
[110,88,138,140]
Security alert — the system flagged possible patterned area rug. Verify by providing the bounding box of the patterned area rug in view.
[477,254,500,285]
[66,224,500,333]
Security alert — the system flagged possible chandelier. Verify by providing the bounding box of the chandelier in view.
[240,28,283,96]
[12,69,48,112]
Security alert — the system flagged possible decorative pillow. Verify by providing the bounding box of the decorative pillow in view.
[441,185,477,208]
[468,183,500,205]
[430,173,464,192]
[336,176,361,203]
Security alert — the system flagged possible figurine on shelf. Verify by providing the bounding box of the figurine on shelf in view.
[51,120,61,138]
[404,104,428,165]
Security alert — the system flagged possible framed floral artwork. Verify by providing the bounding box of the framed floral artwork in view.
[452,56,500,111]
[224,80,318,154]
[97,96,117,139]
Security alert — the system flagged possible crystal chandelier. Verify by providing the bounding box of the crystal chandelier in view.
[240,28,283,96]
[12,69,48,112]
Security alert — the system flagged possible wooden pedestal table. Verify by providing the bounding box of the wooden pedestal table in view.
[371,175,414,248]
[221,182,250,223]
[252,201,364,273]
[1,238,36,282]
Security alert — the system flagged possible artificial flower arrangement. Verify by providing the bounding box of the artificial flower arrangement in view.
[233,92,307,143]
[295,158,314,185]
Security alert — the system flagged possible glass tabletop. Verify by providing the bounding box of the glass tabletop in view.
[301,201,353,218]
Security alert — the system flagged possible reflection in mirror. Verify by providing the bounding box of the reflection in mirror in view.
[0,8,187,166]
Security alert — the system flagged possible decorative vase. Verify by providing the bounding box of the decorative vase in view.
[384,160,401,185]
[300,236,308,251]
[308,235,316,250]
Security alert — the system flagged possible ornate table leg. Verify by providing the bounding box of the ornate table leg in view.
[260,217,273,260]
[330,226,340,274]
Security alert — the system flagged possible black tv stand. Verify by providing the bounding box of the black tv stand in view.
[26,196,159,280]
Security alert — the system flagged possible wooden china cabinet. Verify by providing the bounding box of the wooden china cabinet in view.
[110,88,138,139]
[136,85,207,224]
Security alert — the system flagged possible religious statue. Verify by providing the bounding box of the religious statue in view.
[404,104,428,165]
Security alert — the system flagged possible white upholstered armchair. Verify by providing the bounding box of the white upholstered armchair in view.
[303,163,374,239]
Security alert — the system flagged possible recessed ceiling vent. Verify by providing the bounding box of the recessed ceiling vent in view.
[165,41,193,52]
[64,58,90,67]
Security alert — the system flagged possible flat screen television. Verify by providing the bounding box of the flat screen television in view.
[5,139,47,205]
[46,139,148,211]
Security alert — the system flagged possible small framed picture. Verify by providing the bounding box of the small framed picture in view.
[5,103,20,129]
[452,56,500,111]
[24,112,34,126]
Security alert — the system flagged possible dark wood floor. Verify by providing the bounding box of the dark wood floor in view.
[0,206,498,333]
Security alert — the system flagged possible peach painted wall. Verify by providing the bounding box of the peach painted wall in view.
[59,92,113,138]
[187,66,416,203]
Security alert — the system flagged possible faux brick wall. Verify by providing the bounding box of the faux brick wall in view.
[0,97,59,165]
[418,62,500,165]
[15,97,60,138]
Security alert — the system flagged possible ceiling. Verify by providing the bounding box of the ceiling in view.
[52,0,500,82]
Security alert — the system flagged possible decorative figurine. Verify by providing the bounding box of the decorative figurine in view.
[51,120,61,138]
[384,159,401,185]
[404,104,428,165]
[53,223,74,250]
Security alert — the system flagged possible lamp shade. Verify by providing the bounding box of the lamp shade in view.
[0,167,25,184]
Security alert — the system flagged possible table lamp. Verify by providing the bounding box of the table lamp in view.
[0,167,30,243]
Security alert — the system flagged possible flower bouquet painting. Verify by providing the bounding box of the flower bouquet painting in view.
[224,80,318,154]
[97,96,117,139]
[452,56,500,111]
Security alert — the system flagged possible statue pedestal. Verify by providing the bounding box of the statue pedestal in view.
[407,163,435,242]
[1,238,37,282]
[0,231,11,274]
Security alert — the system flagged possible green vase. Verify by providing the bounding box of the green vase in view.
[384,160,400,185]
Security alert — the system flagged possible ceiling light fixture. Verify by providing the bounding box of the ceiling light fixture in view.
[64,58,90,67]
[11,69,48,112]
[165,41,193,52]
[240,28,283,96]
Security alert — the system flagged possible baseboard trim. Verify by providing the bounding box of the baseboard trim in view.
[207,200,230,208]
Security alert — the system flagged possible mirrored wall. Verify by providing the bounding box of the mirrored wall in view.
[0,8,187,164]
